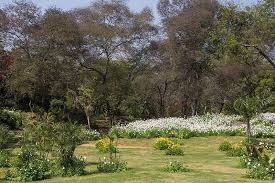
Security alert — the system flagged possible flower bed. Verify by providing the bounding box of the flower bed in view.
[111,114,275,139]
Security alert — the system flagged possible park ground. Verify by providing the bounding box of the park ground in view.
[1,136,274,183]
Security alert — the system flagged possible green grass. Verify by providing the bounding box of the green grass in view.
[0,136,274,183]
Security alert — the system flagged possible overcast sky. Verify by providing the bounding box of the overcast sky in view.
[0,0,259,23]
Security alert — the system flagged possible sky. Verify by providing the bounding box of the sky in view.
[0,0,259,23]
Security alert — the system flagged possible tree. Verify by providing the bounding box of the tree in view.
[69,84,95,129]
[72,0,157,122]
[2,2,82,109]
[233,97,261,141]
[158,0,219,116]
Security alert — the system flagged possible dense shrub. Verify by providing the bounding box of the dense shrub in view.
[241,154,275,180]
[97,157,127,173]
[219,141,232,151]
[154,137,174,150]
[21,114,55,157]
[164,161,189,173]
[20,115,86,178]
[239,140,275,180]
[165,144,184,156]
[50,122,86,176]
[0,109,23,129]
[0,150,10,167]
[0,125,13,150]
[51,156,86,177]
[15,149,50,181]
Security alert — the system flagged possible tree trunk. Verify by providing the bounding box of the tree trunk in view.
[246,118,252,142]
[219,101,225,114]
[85,109,91,129]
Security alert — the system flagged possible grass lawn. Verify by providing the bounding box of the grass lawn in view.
[1,136,274,183]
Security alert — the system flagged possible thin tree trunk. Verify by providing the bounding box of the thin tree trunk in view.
[85,109,91,129]
[246,118,252,142]
[219,101,224,114]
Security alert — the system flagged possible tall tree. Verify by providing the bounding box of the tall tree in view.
[158,0,219,116]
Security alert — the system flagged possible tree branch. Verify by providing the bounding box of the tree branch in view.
[242,44,275,69]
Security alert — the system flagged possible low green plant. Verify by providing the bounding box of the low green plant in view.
[225,144,244,157]
[219,141,232,151]
[15,149,50,181]
[247,163,275,180]
[164,161,189,173]
[154,137,174,150]
[51,156,86,177]
[95,138,117,153]
[0,125,13,149]
[165,144,184,156]
[0,150,10,167]
[97,157,127,173]
[0,109,23,129]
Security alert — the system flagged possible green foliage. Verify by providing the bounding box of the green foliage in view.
[49,99,65,121]
[95,138,117,153]
[0,125,13,150]
[233,97,261,119]
[51,156,86,177]
[112,127,244,139]
[20,115,86,178]
[165,144,184,156]
[52,123,85,176]
[154,137,174,150]
[240,149,275,180]
[21,114,55,157]
[239,139,275,180]
[15,149,50,181]
[0,150,10,167]
[247,163,275,180]
[0,109,23,129]
[219,141,232,151]
[97,157,127,173]
[164,161,189,173]
[225,145,244,157]
[82,128,101,141]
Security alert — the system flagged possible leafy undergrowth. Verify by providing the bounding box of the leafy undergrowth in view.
[1,136,274,183]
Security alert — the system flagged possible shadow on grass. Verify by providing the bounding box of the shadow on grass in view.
[86,161,99,166]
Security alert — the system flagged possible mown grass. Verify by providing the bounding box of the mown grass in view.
[0,136,274,183]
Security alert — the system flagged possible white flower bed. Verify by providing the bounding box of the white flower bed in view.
[251,113,275,137]
[113,113,275,138]
[119,114,243,133]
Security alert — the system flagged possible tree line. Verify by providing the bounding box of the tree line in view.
[0,0,274,129]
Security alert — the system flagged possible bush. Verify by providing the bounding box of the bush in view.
[219,141,232,151]
[97,157,127,173]
[247,163,275,180]
[0,109,23,129]
[21,114,55,157]
[0,150,10,167]
[15,149,50,181]
[165,144,184,156]
[52,123,86,176]
[225,144,244,157]
[51,156,86,177]
[164,161,189,173]
[0,125,13,150]
[21,116,86,178]
[154,137,174,150]
[95,138,117,153]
